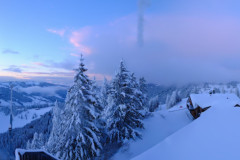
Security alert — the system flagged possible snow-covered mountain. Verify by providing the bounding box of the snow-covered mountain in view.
[0,81,68,109]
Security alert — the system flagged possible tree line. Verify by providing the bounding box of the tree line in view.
[27,56,148,160]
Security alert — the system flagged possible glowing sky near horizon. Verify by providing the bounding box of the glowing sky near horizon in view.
[2,0,240,85]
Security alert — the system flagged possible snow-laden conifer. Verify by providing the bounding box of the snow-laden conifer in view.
[46,101,62,154]
[47,55,102,160]
[149,95,160,112]
[138,77,148,114]
[166,90,181,109]
[27,132,45,149]
[106,60,144,144]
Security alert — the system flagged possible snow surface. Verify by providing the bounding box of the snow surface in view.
[112,99,192,160]
[190,93,240,109]
[133,94,240,160]
[0,107,52,133]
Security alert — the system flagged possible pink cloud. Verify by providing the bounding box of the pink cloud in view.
[47,29,66,36]
[69,27,92,55]
[0,70,74,80]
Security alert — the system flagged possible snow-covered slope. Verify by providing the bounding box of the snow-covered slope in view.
[133,94,240,160]
[0,107,52,133]
[112,99,192,160]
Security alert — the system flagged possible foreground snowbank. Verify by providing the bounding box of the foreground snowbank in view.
[133,97,240,160]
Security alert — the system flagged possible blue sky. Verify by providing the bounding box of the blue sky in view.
[2,0,240,85]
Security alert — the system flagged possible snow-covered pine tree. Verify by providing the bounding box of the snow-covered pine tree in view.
[47,55,102,160]
[38,133,45,149]
[101,78,114,122]
[149,95,159,112]
[165,94,170,106]
[100,78,110,109]
[221,86,226,94]
[46,101,62,154]
[138,77,148,113]
[192,87,199,94]
[235,88,240,97]
[91,77,103,117]
[166,90,181,109]
[130,73,146,117]
[106,60,144,144]
[26,140,31,150]
[91,76,107,147]
[30,132,39,149]
[28,132,45,149]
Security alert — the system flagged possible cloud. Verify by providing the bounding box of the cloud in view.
[48,58,78,70]
[32,62,50,67]
[69,27,92,55]
[6,10,240,84]
[70,53,81,57]
[30,59,77,71]
[3,65,22,73]
[2,49,20,54]
[19,85,67,96]
[47,28,66,36]
[62,13,240,84]
[0,70,75,83]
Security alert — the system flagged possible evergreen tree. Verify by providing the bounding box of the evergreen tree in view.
[165,94,170,105]
[101,78,114,121]
[28,132,45,149]
[31,132,39,149]
[100,78,110,109]
[47,56,102,160]
[149,95,159,112]
[26,140,31,150]
[106,60,144,144]
[47,101,62,154]
[221,87,226,94]
[130,74,146,116]
[91,77,103,117]
[138,77,148,113]
[166,90,181,109]
[235,88,240,97]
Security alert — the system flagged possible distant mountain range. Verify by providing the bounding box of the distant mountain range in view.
[146,81,240,104]
[0,80,239,112]
[0,81,68,109]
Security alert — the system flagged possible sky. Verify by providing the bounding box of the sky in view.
[2,0,240,85]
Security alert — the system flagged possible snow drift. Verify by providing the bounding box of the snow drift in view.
[133,94,240,160]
